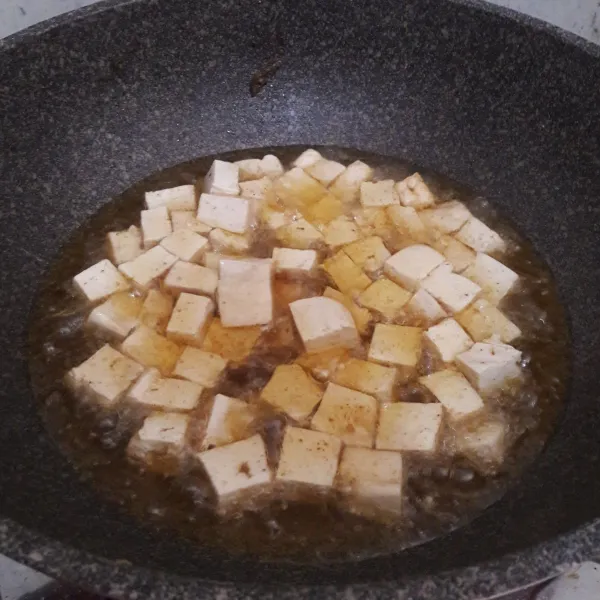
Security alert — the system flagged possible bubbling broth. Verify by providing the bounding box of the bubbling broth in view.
[28,146,569,562]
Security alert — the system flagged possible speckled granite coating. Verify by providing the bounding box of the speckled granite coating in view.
[1,0,600,598]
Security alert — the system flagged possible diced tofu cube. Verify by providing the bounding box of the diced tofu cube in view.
[305,159,346,186]
[419,369,484,423]
[121,325,182,375]
[384,244,445,291]
[293,149,323,169]
[260,206,294,232]
[276,427,342,487]
[141,206,172,249]
[353,207,395,240]
[387,205,429,244]
[218,259,273,327]
[430,234,476,272]
[463,253,519,305]
[197,434,271,502]
[138,289,173,333]
[457,419,506,474]
[360,180,399,207]
[322,251,371,294]
[234,158,264,181]
[311,383,378,447]
[456,217,506,254]
[145,184,197,212]
[368,324,422,368]
[322,287,371,336]
[376,402,443,453]
[260,154,284,179]
[132,377,204,412]
[304,194,345,225]
[420,201,471,233]
[456,298,521,343]
[332,358,397,402]
[209,228,251,254]
[170,210,213,234]
[405,288,447,326]
[166,293,214,347]
[202,318,262,362]
[395,173,436,209]
[65,344,143,407]
[295,348,350,381]
[456,342,522,396]
[126,367,160,404]
[173,346,228,387]
[323,216,361,248]
[272,247,318,276]
[87,292,143,339]
[276,217,324,249]
[164,261,218,297]
[201,394,255,450]
[357,279,411,321]
[106,225,143,265]
[239,177,276,206]
[159,229,208,263]
[118,246,178,291]
[273,167,327,208]
[423,318,473,362]
[73,259,130,303]
[330,160,374,204]
[344,236,391,274]
[290,296,359,354]
[197,194,251,234]
[260,364,324,421]
[421,267,481,313]
[203,160,240,196]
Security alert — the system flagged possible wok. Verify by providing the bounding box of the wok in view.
[1,0,600,598]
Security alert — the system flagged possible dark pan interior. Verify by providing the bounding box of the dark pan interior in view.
[1,0,600,588]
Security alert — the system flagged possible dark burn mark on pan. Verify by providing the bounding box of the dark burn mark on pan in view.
[250,56,284,97]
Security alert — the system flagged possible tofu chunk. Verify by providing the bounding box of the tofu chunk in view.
[322,287,371,336]
[145,184,197,212]
[360,180,399,207]
[323,216,361,248]
[332,358,397,402]
[419,369,484,423]
[384,244,445,291]
[357,279,411,321]
[118,245,178,291]
[368,324,422,368]
[273,167,327,208]
[386,205,429,243]
[260,364,324,421]
[421,267,481,313]
[73,259,130,303]
[305,159,346,186]
[159,229,208,263]
[304,194,345,225]
[353,207,395,240]
[87,292,143,339]
[260,154,285,179]
[106,226,143,265]
[166,293,214,347]
[201,394,255,450]
[201,318,262,362]
[423,318,473,362]
[209,228,251,254]
[170,210,213,234]
[173,346,228,388]
[457,419,507,474]
[293,149,323,169]
[272,248,318,276]
[295,348,350,381]
[163,261,218,297]
[430,234,476,272]
[65,344,143,407]
[234,158,264,181]
[276,427,342,487]
[131,376,204,412]
[138,289,173,333]
[260,207,293,232]
[344,236,391,274]
[141,206,172,249]
[239,177,276,206]
[121,325,182,375]
[322,251,371,294]
[456,217,506,254]
[203,160,240,196]
[276,217,324,249]
[218,259,273,327]
[456,298,521,343]
[395,173,436,209]
[311,383,378,447]
[404,288,447,326]
[463,253,519,305]
[330,160,374,204]
[289,296,359,353]
[456,342,522,396]
[197,193,251,234]
[126,367,160,404]
[420,201,471,233]
[376,402,443,454]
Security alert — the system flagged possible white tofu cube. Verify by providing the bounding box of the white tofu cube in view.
[201,394,255,450]
[239,177,275,205]
[295,348,351,381]
[463,253,519,305]
[138,289,173,333]
[260,154,285,179]
[166,293,214,347]
[73,259,130,303]
[456,217,506,254]
[203,160,240,196]
[159,229,208,263]
[272,248,318,276]
[353,207,395,240]
[118,246,178,291]
[430,234,476,272]
[218,259,273,327]
[276,427,342,487]
[293,149,323,169]
[330,160,374,204]
[65,344,143,407]
[343,236,391,274]
[323,216,361,248]
[132,377,204,412]
[87,292,143,339]
[376,402,443,453]
[395,173,436,209]
[260,364,324,421]
[405,288,447,326]
[201,318,262,362]
[305,159,346,186]
[164,261,218,297]
[208,228,251,254]
[141,206,172,249]
[387,205,429,243]
[126,367,160,404]
[197,193,251,234]
[360,180,399,207]
[173,346,228,387]
[457,419,506,474]
[368,324,422,368]
[423,318,473,362]
[332,358,397,402]
[419,369,484,423]
[322,251,371,294]
[145,184,197,212]
[170,210,213,234]
[121,325,182,375]
[234,158,264,181]
[106,226,143,265]
[456,298,521,343]
[273,167,327,209]
[456,342,522,396]
[322,287,371,336]
[197,434,271,501]
[383,244,445,291]
[276,217,324,249]
[357,279,412,321]
[290,296,359,354]
[420,201,471,233]
[311,383,378,448]
[421,267,481,313]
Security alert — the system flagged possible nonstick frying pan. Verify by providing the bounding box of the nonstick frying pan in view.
[1,0,600,598]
